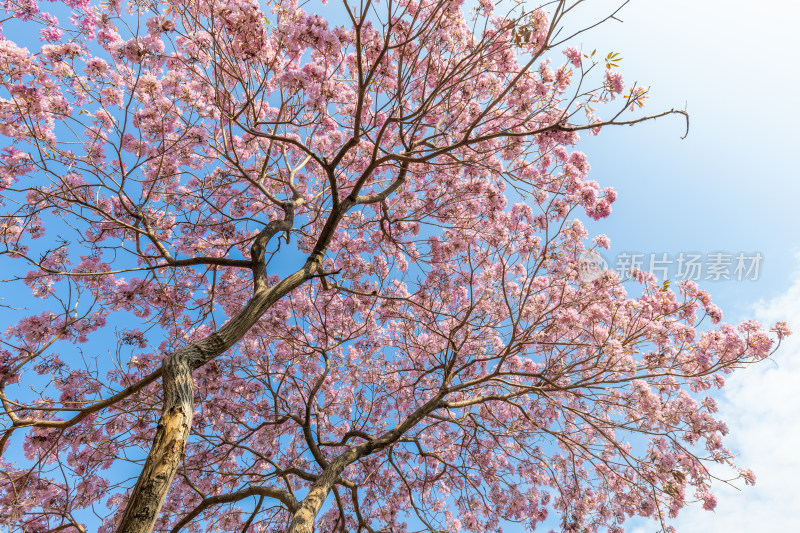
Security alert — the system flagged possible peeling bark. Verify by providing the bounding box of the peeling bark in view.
[115,356,193,533]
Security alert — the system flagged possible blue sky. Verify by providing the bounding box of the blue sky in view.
[575,0,800,313]
[558,0,800,530]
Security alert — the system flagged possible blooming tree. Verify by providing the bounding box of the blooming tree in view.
[0,0,789,532]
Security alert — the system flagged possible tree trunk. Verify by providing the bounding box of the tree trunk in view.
[286,448,363,533]
[115,355,193,533]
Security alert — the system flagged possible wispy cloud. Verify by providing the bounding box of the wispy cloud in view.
[633,265,800,532]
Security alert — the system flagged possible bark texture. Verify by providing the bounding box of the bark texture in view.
[286,448,363,533]
[115,356,193,533]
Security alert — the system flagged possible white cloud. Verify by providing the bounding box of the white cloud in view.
[624,264,800,533]
[662,270,800,531]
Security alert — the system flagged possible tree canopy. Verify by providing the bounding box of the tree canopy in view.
[0,0,788,532]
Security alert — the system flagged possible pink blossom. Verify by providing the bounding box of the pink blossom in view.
[706,304,723,324]
[604,70,625,96]
[593,234,611,249]
[770,321,792,340]
[701,491,717,511]
[563,46,582,68]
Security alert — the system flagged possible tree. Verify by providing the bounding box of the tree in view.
[0,0,789,532]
